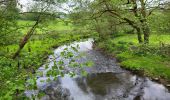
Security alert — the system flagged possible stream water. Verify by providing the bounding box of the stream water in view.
[26,39,170,100]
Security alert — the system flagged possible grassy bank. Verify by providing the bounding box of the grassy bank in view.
[0,20,94,99]
[96,34,170,84]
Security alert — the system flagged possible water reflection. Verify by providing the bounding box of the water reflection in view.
[61,72,138,100]
[61,75,95,100]
[86,73,119,95]
[61,72,170,100]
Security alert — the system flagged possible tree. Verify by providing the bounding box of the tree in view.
[12,0,69,59]
[71,0,169,44]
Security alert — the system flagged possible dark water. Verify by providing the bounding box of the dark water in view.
[26,39,170,100]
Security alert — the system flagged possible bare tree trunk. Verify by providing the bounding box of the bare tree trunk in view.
[12,19,40,59]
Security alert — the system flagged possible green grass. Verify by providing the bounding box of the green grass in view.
[17,20,73,34]
[96,34,170,81]
[46,20,73,31]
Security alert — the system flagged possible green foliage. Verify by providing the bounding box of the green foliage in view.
[148,11,170,33]
[0,9,19,45]
[0,18,93,99]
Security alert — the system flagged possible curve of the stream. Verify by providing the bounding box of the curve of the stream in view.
[26,39,170,100]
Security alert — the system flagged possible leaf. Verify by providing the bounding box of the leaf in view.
[59,66,64,70]
[81,70,87,76]
[37,72,43,77]
[6,81,10,84]
[69,72,75,77]
[45,65,48,69]
[67,51,74,57]
[46,78,51,82]
[27,79,36,85]
[58,60,64,65]
[47,70,53,77]
[71,46,78,52]
[61,72,64,77]
[60,51,65,57]
[64,48,68,51]
[17,84,25,91]
[85,61,94,67]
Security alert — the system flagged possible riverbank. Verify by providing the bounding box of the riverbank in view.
[94,34,170,87]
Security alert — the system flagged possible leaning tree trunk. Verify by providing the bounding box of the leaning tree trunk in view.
[12,19,39,59]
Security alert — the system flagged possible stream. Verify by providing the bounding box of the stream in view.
[26,39,170,100]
